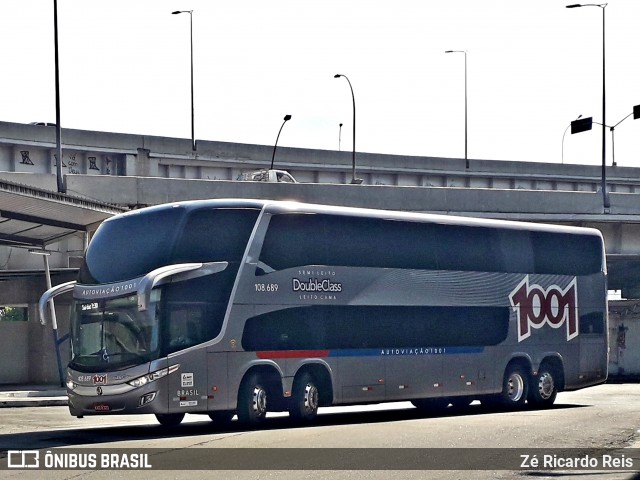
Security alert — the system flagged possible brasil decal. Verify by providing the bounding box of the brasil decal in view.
[509,275,578,342]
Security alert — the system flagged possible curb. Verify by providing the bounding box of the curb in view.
[0,397,68,407]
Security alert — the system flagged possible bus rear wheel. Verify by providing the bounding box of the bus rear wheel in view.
[237,373,269,424]
[528,366,558,408]
[289,372,320,422]
[155,413,185,427]
[496,364,529,409]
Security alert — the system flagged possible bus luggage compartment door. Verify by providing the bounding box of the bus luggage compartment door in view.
[338,355,385,403]
[384,351,444,401]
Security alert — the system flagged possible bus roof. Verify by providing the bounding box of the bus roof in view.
[112,198,603,239]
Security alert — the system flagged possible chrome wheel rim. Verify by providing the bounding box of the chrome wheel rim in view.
[252,386,267,417]
[507,372,525,402]
[537,372,554,400]
[303,383,319,414]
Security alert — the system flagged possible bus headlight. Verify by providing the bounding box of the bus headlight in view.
[127,364,179,388]
[66,379,77,390]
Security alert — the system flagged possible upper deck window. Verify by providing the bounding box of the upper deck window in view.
[258,213,603,276]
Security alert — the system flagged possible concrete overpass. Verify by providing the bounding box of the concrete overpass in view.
[1,120,640,297]
[3,120,640,196]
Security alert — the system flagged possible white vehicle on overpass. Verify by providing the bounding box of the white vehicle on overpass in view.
[241,169,297,183]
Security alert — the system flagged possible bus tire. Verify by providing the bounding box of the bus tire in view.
[289,372,320,422]
[497,364,529,409]
[237,373,269,424]
[528,365,558,408]
[155,413,185,427]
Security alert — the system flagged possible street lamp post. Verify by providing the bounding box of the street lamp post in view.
[172,10,195,151]
[270,115,292,170]
[338,123,343,151]
[608,111,636,166]
[445,50,468,169]
[334,74,361,184]
[566,3,609,208]
[53,0,65,193]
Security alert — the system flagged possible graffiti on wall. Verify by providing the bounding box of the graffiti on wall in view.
[19,151,33,165]
[67,153,79,174]
[614,323,628,374]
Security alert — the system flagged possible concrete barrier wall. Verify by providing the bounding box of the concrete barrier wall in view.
[4,121,640,194]
[0,273,74,385]
[64,174,631,218]
[609,302,640,377]
[0,322,27,383]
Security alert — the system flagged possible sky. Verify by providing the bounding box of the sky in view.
[2,0,640,167]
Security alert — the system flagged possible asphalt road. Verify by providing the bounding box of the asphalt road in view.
[1,382,640,480]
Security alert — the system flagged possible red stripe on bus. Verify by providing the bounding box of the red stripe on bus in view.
[256,350,330,359]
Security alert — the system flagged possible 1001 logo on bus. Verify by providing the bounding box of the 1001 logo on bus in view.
[509,276,578,342]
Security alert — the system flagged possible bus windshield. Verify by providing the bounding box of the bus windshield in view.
[69,294,160,372]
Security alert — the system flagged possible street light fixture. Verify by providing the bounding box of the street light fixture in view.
[562,114,582,164]
[445,50,469,169]
[172,10,196,151]
[566,3,609,208]
[270,115,292,170]
[334,74,362,184]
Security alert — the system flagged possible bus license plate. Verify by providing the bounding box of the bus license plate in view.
[93,403,110,412]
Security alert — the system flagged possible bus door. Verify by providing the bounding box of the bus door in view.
[165,350,208,413]
[164,304,209,414]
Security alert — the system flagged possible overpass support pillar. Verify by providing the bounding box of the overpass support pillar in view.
[124,148,158,177]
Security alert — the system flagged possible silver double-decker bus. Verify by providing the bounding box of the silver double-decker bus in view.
[39,199,608,427]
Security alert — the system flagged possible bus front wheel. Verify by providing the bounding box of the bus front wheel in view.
[289,372,320,422]
[155,413,185,427]
[237,373,269,424]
